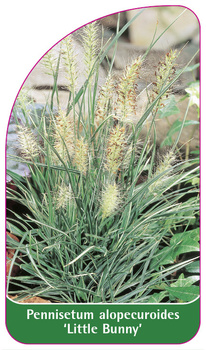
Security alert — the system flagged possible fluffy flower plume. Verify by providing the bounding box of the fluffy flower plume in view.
[101,183,120,218]
[149,149,176,194]
[152,49,178,108]
[42,50,57,76]
[55,183,74,210]
[95,74,114,127]
[116,56,142,121]
[17,125,39,161]
[62,36,78,92]
[105,125,126,174]
[73,137,88,175]
[82,21,99,78]
[54,110,75,164]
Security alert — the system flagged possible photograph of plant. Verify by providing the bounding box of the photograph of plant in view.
[6,7,200,303]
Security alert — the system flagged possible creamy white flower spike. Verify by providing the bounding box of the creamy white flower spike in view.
[101,183,120,219]
[17,125,39,161]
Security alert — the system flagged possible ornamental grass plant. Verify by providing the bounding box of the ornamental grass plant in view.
[6,10,200,303]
